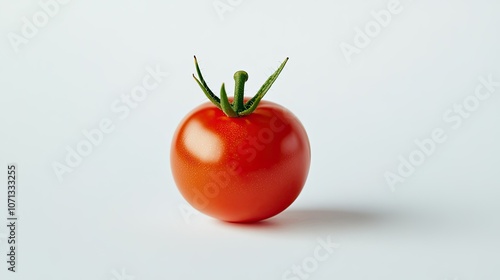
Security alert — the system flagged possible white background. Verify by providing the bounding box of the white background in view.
[1,0,500,279]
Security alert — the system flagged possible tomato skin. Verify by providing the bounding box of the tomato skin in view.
[171,100,310,223]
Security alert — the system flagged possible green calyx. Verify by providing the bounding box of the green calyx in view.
[192,56,289,117]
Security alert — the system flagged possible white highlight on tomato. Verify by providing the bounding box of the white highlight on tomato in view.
[183,121,223,162]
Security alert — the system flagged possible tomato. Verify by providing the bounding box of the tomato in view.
[170,57,311,223]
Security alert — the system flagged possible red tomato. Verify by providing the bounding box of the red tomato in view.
[170,56,310,223]
[171,100,310,222]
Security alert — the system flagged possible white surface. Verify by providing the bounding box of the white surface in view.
[1,0,500,279]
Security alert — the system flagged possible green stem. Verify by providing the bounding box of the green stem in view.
[232,71,248,112]
[220,83,238,117]
[193,56,288,117]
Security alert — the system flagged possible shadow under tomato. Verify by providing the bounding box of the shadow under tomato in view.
[216,207,395,234]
